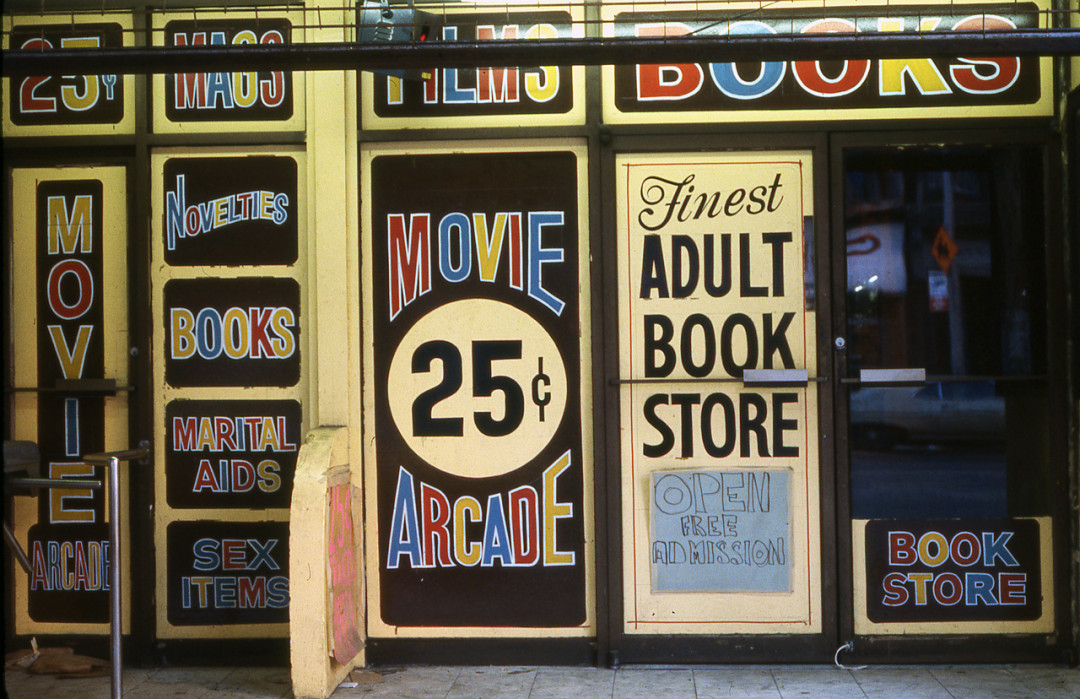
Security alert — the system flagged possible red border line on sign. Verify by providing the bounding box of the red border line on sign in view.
[624,157,814,629]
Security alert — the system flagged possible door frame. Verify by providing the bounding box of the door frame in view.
[600,131,838,664]
[828,126,1073,663]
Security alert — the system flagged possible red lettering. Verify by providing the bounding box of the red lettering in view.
[932,572,963,605]
[388,213,432,320]
[792,19,869,97]
[221,539,246,570]
[173,417,198,451]
[231,460,256,492]
[949,531,981,566]
[238,576,267,607]
[950,16,1020,94]
[47,259,94,320]
[214,416,238,451]
[882,571,909,606]
[477,25,520,103]
[174,33,207,109]
[420,482,452,567]
[635,24,703,101]
[248,307,274,358]
[998,572,1026,605]
[508,486,539,566]
[888,531,917,565]
[259,31,286,107]
[192,459,221,492]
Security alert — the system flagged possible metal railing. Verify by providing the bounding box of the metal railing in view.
[3,441,149,699]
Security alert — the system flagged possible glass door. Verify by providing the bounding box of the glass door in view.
[839,144,1064,655]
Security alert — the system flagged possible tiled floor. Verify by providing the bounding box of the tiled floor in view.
[4,663,1078,698]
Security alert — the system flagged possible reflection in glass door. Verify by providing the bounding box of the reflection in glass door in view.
[845,148,1046,519]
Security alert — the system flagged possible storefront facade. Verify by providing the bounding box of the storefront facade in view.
[3,0,1078,674]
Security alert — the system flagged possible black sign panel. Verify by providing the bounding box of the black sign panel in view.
[163,19,293,122]
[369,11,574,118]
[27,179,109,623]
[164,277,301,388]
[612,5,1041,113]
[162,156,298,267]
[370,150,586,627]
[166,520,290,626]
[865,518,1042,623]
[9,24,125,126]
[165,400,301,509]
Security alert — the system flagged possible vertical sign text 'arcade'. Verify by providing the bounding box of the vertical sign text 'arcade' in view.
[369,149,588,628]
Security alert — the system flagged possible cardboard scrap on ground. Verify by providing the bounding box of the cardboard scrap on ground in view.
[346,669,384,685]
[5,644,110,678]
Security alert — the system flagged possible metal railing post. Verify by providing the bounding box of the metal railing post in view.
[108,455,122,699]
[84,445,149,699]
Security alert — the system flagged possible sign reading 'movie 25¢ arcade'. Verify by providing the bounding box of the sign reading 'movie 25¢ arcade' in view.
[365,145,590,628]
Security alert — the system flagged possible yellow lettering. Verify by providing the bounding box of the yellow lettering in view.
[46,194,93,254]
[543,450,574,566]
[878,18,951,96]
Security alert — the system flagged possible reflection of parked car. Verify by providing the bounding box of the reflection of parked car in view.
[849,381,1006,449]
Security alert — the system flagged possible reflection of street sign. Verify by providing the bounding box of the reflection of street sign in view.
[933,226,959,273]
[928,269,949,312]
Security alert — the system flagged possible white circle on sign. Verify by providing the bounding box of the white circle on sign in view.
[387,298,568,479]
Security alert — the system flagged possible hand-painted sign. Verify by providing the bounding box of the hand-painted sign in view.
[369,11,574,118]
[369,149,586,627]
[166,520,289,626]
[162,155,298,267]
[328,482,363,664]
[651,469,790,592]
[165,399,300,509]
[9,24,124,126]
[865,518,1042,622]
[608,4,1042,117]
[618,152,818,633]
[163,19,292,122]
[27,179,108,623]
[164,277,300,388]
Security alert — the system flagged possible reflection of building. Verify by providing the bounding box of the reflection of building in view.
[3,0,1078,685]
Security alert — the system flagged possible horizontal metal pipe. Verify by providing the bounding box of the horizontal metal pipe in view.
[4,30,1080,76]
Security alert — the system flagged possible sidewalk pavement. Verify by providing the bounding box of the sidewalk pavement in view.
[5,663,1079,698]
